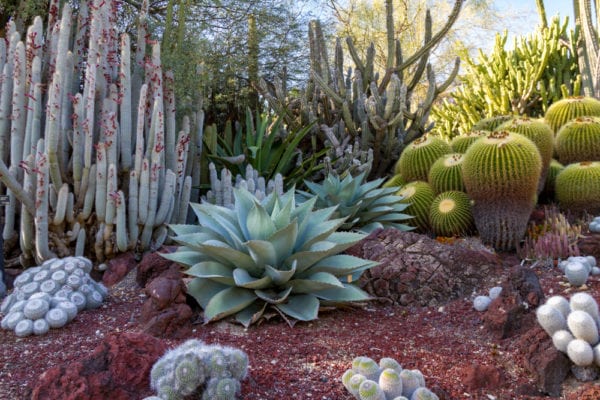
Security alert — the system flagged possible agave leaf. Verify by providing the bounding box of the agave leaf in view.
[169,231,219,251]
[290,232,366,273]
[235,301,267,328]
[357,222,384,233]
[246,240,278,267]
[358,176,385,194]
[304,254,378,276]
[386,222,415,231]
[303,180,327,198]
[267,220,298,264]
[198,240,261,275]
[233,268,273,289]
[290,195,317,222]
[368,212,413,221]
[190,203,236,242]
[255,286,293,304]
[187,278,229,308]
[271,195,294,230]
[204,287,258,322]
[161,250,209,268]
[186,261,234,285]
[297,215,347,251]
[200,206,246,249]
[167,224,202,236]
[234,188,256,240]
[287,272,344,293]
[275,294,319,321]
[314,283,371,302]
[247,202,277,240]
[265,262,297,285]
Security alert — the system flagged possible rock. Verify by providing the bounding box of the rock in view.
[136,247,178,288]
[483,265,543,339]
[102,252,138,287]
[462,364,504,390]
[140,265,193,338]
[571,365,599,382]
[578,233,600,263]
[31,332,167,400]
[347,229,501,306]
[517,326,571,397]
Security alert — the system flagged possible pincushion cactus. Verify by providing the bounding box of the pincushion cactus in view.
[473,286,503,312]
[148,339,248,400]
[537,293,600,373]
[342,356,438,400]
[0,256,107,337]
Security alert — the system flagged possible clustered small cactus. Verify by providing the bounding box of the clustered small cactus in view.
[145,339,248,400]
[557,256,599,286]
[0,256,107,337]
[472,286,503,312]
[537,292,600,375]
[342,356,439,400]
[590,216,600,233]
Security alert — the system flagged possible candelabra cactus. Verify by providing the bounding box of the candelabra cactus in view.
[146,339,248,400]
[0,256,107,337]
[342,356,438,400]
[0,0,199,265]
[537,293,600,374]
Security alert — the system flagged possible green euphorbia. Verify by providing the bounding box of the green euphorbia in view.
[163,188,376,327]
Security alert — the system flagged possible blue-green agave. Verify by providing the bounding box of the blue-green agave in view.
[162,188,377,327]
[296,172,413,233]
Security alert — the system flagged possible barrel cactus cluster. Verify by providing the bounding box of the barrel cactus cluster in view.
[536,293,600,374]
[0,256,107,337]
[341,356,439,400]
[144,339,248,400]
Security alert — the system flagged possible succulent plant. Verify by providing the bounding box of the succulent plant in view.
[150,339,247,400]
[0,256,107,337]
[555,161,600,215]
[462,131,542,250]
[540,159,565,202]
[428,191,474,237]
[544,96,600,133]
[590,216,600,233]
[471,115,513,131]
[163,188,376,327]
[382,174,406,189]
[296,172,413,234]
[396,181,435,233]
[555,117,600,164]
[427,153,466,194]
[449,130,487,154]
[496,116,555,194]
[394,135,452,182]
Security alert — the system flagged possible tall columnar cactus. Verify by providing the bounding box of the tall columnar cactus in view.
[258,1,464,178]
[462,131,542,251]
[0,0,200,265]
[496,116,555,194]
[555,161,600,215]
[554,116,600,164]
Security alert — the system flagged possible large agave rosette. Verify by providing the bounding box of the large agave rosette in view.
[163,188,377,327]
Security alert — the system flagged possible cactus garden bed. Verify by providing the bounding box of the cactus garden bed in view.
[1,237,600,400]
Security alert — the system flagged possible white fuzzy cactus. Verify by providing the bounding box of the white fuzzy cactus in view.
[536,304,568,336]
[567,339,595,366]
[567,310,599,344]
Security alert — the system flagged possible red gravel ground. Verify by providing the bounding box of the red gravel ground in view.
[1,254,600,399]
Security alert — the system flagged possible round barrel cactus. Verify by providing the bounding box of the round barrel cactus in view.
[496,116,555,194]
[555,161,600,215]
[394,135,452,182]
[555,117,600,164]
[449,130,487,153]
[462,131,542,250]
[544,96,600,133]
[429,191,474,237]
[427,153,466,194]
[396,181,435,233]
[471,115,513,131]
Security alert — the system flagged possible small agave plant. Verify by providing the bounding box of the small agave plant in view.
[162,188,377,327]
[296,172,413,233]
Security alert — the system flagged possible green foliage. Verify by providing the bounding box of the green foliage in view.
[462,131,542,250]
[432,17,580,139]
[555,161,600,215]
[555,116,600,164]
[163,188,376,327]
[296,172,413,233]
[204,110,325,190]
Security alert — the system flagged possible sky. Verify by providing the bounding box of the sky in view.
[494,0,574,31]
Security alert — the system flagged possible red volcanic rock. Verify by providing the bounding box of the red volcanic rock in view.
[462,364,504,390]
[102,252,138,287]
[136,246,178,287]
[517,326,571,397]
[31,332,167,400]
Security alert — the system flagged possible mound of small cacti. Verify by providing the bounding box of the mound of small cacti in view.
[591,216,600,233]
[144,339,248,400]
[473,286,503,312]
[0,257,107,337]
[536,292,600,377]
[557,256,599,286]
[341,356,439,400]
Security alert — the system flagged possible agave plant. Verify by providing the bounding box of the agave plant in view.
[162,188,377,327]
[296,172,413,233]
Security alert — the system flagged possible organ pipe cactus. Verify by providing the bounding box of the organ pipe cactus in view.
[0,0,199,264]
[162,188,376,327]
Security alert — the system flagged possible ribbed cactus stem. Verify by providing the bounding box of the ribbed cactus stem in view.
[23,57,42,160]
[52,183,69,226]
[104,163,118,241]
[46,71,63,189]
[10,40,26,180]
[115,190,128,252]
[72,93,84,196]
[2,167,16,240]
[95,222,105,262]
[19,154,35,256]
[75,227,86,257]
[164,71,176,172]
[0,158,35,216]
[138,158,150,224]
[119,34,132,171]
[128,170,139,248]
[176,175,192,224]
[134,84,148,179]
[81,164,96,221]
[34,140,57,263]
[155,169,175,226]
[95,143,107,222]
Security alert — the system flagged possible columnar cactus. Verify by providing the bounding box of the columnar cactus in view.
[0,256,107,337]
[147,339,248,400]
